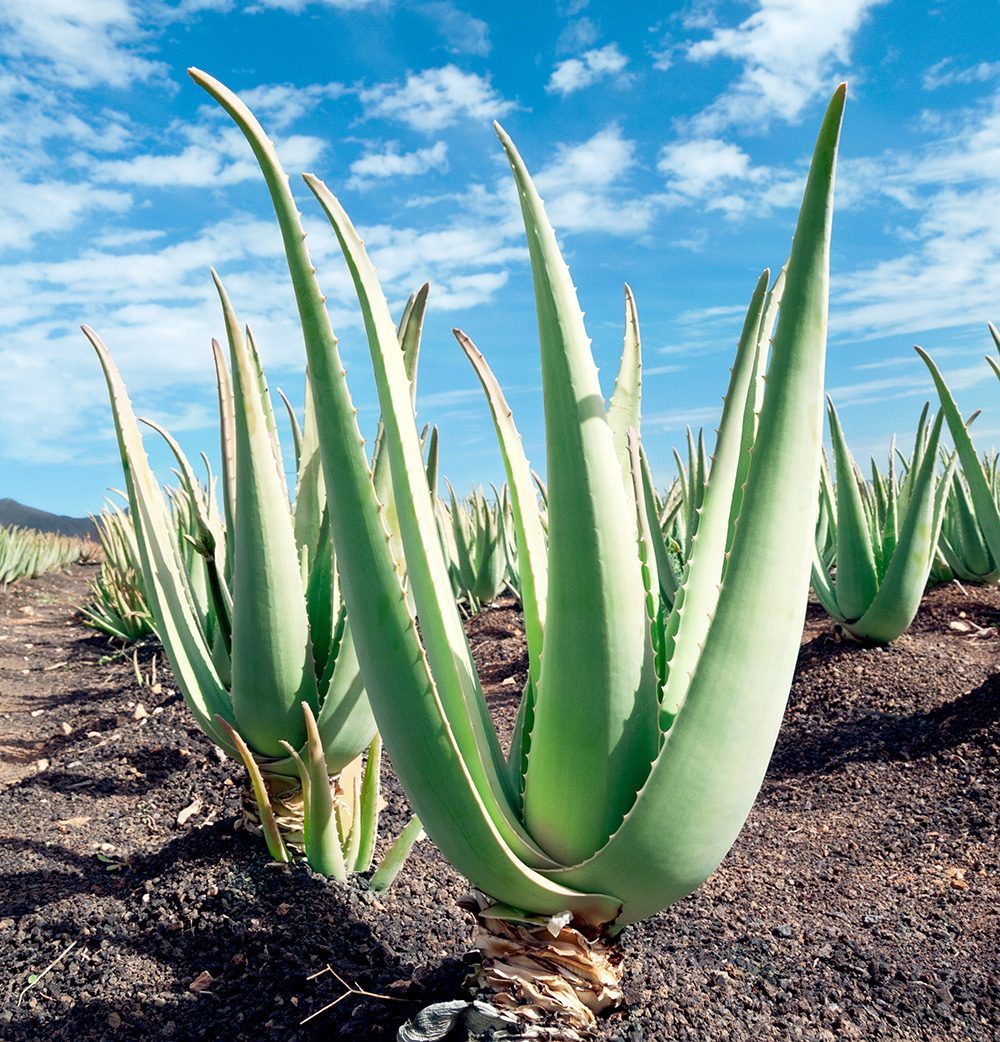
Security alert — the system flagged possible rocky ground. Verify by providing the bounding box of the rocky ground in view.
[0,563,997,1041]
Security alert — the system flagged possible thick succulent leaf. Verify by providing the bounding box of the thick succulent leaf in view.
[656,269,771,729]
[454,328,548,681]
[210,338,237,582]
[843,413,953,641]
[826,398,878,621]
[351,733,382,873]
[214,271,319,757]
[220,716,291,864]
[917,347,1000,560]
[290,376,327,571]
[495,122,658,866]
[606,284,642,504]
[727,270,772,552]
[281,704,349,880]
[314,607,378,775]
[950,474,995,577]
[84,325,235,753]
[547,83,845,924]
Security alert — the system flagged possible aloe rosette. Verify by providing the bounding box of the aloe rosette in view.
[190,68,845,1026]
[811,399,956,643]
[919,326,1000,584]
[83,281,424,885]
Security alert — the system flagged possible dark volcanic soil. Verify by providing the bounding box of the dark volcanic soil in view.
[0,564,997,1041]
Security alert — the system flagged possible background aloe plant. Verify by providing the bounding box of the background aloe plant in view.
[919,330,1000,585]
[811,399,956,643]
[190,68,843,1027]
[83,285,423,885]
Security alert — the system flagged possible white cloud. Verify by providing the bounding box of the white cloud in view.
[247,0,385,10]
[684,0,886,132]
[923,59,1000,91]
[88,121,328,187]
[557,16,599,53]
[546,44,630,96]
[419,1,490,56]
[359,65,516,132]
[535,124,636,192]
[0,175,132,250]
[657,138,758,197]
[0,0,168,88]
[348,141,449,189]
[530,124,660,236]
[237,82,346,129]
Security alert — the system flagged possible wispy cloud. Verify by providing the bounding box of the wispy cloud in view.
[923,59,1000,91]
[237,81,346,129]
[347,140,449,189]
[418,1,490,56]
[359,65,516,132]
[87,120,329,188]
[547,43,631,96]
[0,0,169,89]
[684,0,887,133]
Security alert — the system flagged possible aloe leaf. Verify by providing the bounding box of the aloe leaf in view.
[352,733,382,873]
[495,122,658,866]
[916,346,1000,560]
[727,270,772,552]
[637,440,679,609]
[549,83,845,924]
[826,397,878,621]
[283,704,349,879]
[314,608,378,775]
[845,414,955,642]
[213,270,319,756]
[140,417,233,655]
[952,473,994,577]
[210,338,237,583]
[368,814,426,894]
[219,715,291,865]
[454,329,547,684]
[84,325,236,752]
[607,284,642,502]
[656,269,771,729]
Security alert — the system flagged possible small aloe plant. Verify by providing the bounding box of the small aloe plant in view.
[811,399,956,642]
[83,283,423,886]
[190,68,844,1030]
[919,327,1000,583]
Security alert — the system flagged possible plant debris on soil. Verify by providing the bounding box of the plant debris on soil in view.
[1,563,997,1041]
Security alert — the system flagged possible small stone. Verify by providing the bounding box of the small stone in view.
[108,1012,122,1030]
[132,703,149,720]
[60,721,73,736]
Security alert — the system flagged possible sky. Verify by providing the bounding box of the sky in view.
[3,0,1000,519]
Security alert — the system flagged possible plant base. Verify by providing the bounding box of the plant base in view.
[461,892,624,1035]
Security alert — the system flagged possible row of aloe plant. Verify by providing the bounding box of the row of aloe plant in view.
[0,524,96,589]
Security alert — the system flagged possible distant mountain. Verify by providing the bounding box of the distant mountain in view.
[0,499,101,541]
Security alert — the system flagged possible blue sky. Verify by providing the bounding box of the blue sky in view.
[3,0,1000,518]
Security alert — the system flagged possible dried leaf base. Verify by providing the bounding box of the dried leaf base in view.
[462,892,624,1037]
[239,753,364,854]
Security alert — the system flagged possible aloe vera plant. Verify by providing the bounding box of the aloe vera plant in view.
[79,498,156,643]
[919,328,1000,582]
[190,68,843,1027]
[83,291,423,885]
[811,400,956,643]
[436,481,517,614]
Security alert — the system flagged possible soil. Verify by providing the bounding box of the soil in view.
[0,563,997,1042]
